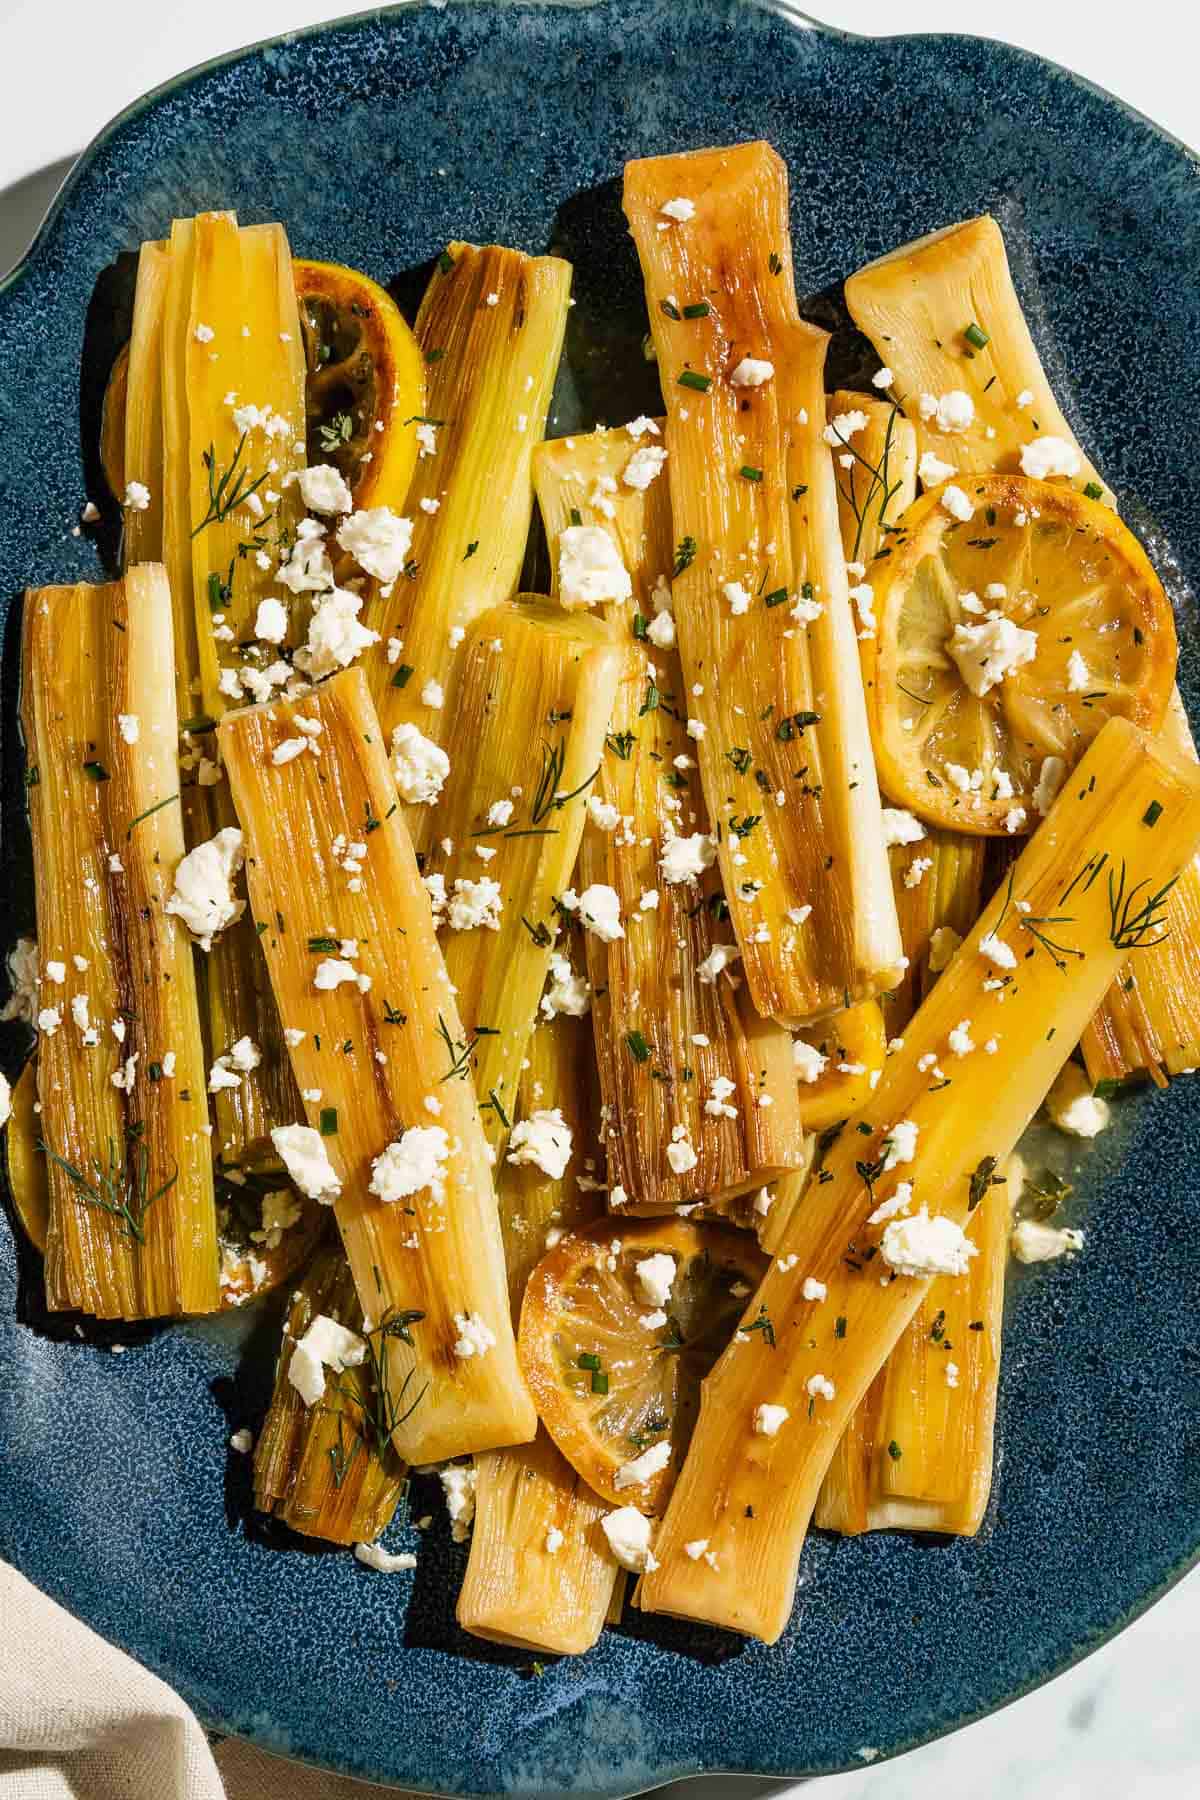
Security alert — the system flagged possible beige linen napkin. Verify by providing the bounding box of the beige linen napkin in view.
[0,1562,419,1800]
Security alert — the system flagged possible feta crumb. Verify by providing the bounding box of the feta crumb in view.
[254,597,288,644]
[354,1541,417,1573]
[1011,1219,1086,1263]
[1066,649,1090,693]
[979,932,1017,971]
[729,356,775,388]
[271,1124,341,1202]
[793,1038,828,1084]
[298,463,354,515]
[881,1207,977,1278]
[420,678,444,710]
[391,723,450,804]
[948,615,1038,697]
[660,832,716,884]
[698,942,740,985]
[623,445,668,490]
[287,1313,366,1406]
[575,883,624,942]
[881,1119,919,1171]
[588,796,620,832]
[940,484,975,523]
[802,1277,827,1302]
[614,1438,671,1491]
[722,579,752,616]
[868,1181,914,1226]
[558,524,633,609]
[370,1125,450,1203]
[904,855,933,889]
[929,390,974,432]
[165,827,245,951]
[229,1428,253,1454]
[440,1463,478,1541]
[507,1108,573,1179]
[666,1133,698,1174]
[754,1403,790,1436]
[540,953,590,1021]
[336,506,415,582]
[647,610,676,649]
[805,1375,835,1403]
[1046,1063,1110,1138]
[882,808,926,848]
[601,1505,658,1573]
[635,1253,677,1309]
[123,480,151,511]
[872,366,894,389]
[947,1019,975,1057]
[1019,436,1081,481]
[684,1538,710,1560]
[117,713,140,745]
[453,1311,498,1359]
[660,196,695,222]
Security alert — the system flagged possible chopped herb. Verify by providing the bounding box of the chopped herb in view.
[1108,857,1178,952]
[382,1000,407,1025]
[147,1062,163,1083]
[625,1029,652,1063]
[192,435,269,538]
[682,300,711,319]
[24,766,39,788]
[769,251,784,275]
[659,297,682,321]
[308,935,339,952]
[728,813,761,839]
[745,1303,776,1349]
[963,321,990,350]
[391,664,414,689]
[726,746,752,775]
[791,483,808,500]
[1143,800,1163,827]
[776,709,820,742]
[640,681,660,716]
[318,411,354,453]
[606,730,636,761]
[1022,1168,1073,1219]
[673,535,697,576]
[482,1089,510,1129]
[1083,480,1103,501]
[437,248,455,274]
[968,1154,1001,1212]
[591,1370,610,1395]
[764,586,789,608]
[463,540,479,560]
[126,792,180,839]
[82,761,109,782]
[425,347,446,363]
[834,1315,847,1339]
[632,612,649,641]
[521,915,553,948]
[319,1107,338,1137]
[578,1351,601,1372]
[739,464,763,483]
[887,1440,903,1462]
[677,370,712,393]
[41,1135,177,1247]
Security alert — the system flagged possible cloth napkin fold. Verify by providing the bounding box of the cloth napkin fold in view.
[0,1562,417,1799]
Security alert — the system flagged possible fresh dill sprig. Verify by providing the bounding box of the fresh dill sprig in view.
[191,433,269,537]
[1107,857,1179,951]
[40,1136,178,1246]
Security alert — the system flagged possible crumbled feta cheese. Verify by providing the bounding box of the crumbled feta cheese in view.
[722,580,752,615]
[287,1313,366,1407]
[229,1427,253,1454]
[271,1124,341,1202]
[805,1375,835,1403]
[948,615,1038,696]
[904,856,933,889]
[928,390,974,433]
[294,586,379,678]
[881,1207,977,1278]
[868,1181,914,1226]
[947,1019,975,1057]
[730,356,775,388]
[626,415,661,439]
[336,507,414,582]
[440,1463,478,1541]
[697,942,740,985]
[354,1541,417,1573]
[978,932,1017,971]
[623,444,668,490]
[447,876,502,933]
[660,832,716,884]
[271,738,308,767]
[881,808,926,848]
[1019,436,1081,481]
[1033,755,1067,817]
[298,463,354,515]
[601,1505,658,1573]
[752,1402,790,1437]
[165,827,245,951]
[614,1438,671,1491]
[635,1253,677,1308]
[276,518,334,595]
[37,1006,62,1036]
[660,196,694,222]
[453,1311,498,1359]
[486,799,514,828]
[370,1125,450,1203]
[666,1133,698,1174]
[312,957,360,992]
[686,717,707,741]
[1046,1063,1110,1138]
[507,1108,573,1179]
[254,597,288,644]
[647,611,676,649]
[123,480,151,511]
[1004,807,1027,835]
[44,960,65,985]
[705,1074,738,1119]
[391,723,450,805]
[881,1119,919,1171]
[588,796,620,832]
[940,484,975,523]
[801,1277,827,1302]
[558,525,632,609]
[420,678,444,710]
[793,1038,828,1083]
[1066,649,1090,693]
[544,1527,565,1554]
[1011,1219,1086,1263]
[575,883,624,942]
[540,953,590,1021]
[116,713,140,746]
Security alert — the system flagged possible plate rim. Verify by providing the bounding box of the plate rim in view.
[2,2,1200,1793]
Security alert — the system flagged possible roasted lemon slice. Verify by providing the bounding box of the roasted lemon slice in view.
[793,1000,887,1132]
[518,1217,766,1512]
[295,258,425,510]
[870,475,1176,834]
[100,259,424,512]
[5,1059,47,1254]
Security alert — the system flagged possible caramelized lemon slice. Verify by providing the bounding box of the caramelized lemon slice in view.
[870,475,1176,833]
[518,1217,766,1512]
[295,258,425,510]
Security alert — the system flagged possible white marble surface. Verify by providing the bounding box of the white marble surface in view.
[1,4,1197,1797]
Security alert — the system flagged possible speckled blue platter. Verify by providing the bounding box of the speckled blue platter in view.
[2,2,1200,1793]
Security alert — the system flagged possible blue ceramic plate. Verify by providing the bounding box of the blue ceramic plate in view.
[2,3,1199,1793]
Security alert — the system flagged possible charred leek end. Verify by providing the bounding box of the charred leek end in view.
[121,240,169,561]
[815,1155,1011,1536]
[637,717,1200,1642]
[218,667,536,1463]
[158,212,308,722]
[365,242,573,852]
[417,598,620,1152]
[885,828,989,1038]
[534,426,808,1207]
[254,1244,407,1544]
[22,569,218,1318]
[792,1001,886,1133]
[498,1010,605,1319]
[1083,693,1200,1085]
[5,1059,47,1253]
[458,1426,619,1655]
[623,143,903,1025]
[843,215,1110,502]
